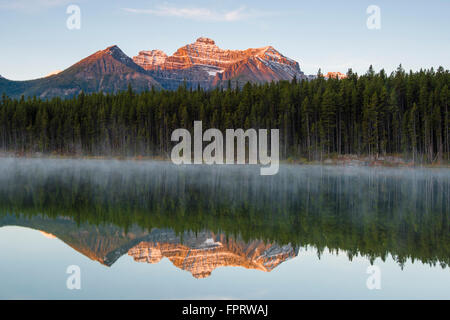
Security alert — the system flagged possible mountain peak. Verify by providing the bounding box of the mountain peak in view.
[195,37,215,45]
[103,45,126,58]
[97,45,142,71]
[105,44,119,50]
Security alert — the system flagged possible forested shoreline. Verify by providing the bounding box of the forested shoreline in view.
[0,65,448,163]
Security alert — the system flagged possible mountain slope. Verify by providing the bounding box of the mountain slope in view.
[0,46,160,99]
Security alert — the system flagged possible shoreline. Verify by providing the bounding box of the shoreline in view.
[1,152,448,168]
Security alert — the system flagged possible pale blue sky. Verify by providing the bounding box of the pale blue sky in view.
[0,0,449,80]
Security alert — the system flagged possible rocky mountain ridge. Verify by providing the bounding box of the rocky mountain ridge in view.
[129,233,297,278]
[133,37,306,89]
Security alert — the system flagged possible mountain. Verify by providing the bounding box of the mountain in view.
[129,234,296,279]
[45,70,62,77]
[0,46,160,99]
[133,37,306,89]
[0,214,298,278]
[0,38,306,98]
[324,71,347,79]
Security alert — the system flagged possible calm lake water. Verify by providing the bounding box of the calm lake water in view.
[0,158,448,299]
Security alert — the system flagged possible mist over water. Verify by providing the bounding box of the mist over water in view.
[0,157,448,197]
[0,157,448,268]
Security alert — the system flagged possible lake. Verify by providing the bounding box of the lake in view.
[0,158,448,299]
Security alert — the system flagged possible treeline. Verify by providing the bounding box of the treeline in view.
[0,65,449,162]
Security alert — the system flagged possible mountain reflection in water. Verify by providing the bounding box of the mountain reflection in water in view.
[1,215,296,278]
[0,158,448,278]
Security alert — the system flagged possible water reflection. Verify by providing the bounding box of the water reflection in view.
[1,214,297,278]
[0,158,448,277]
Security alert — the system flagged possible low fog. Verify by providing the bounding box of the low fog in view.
[0,157,448,206]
